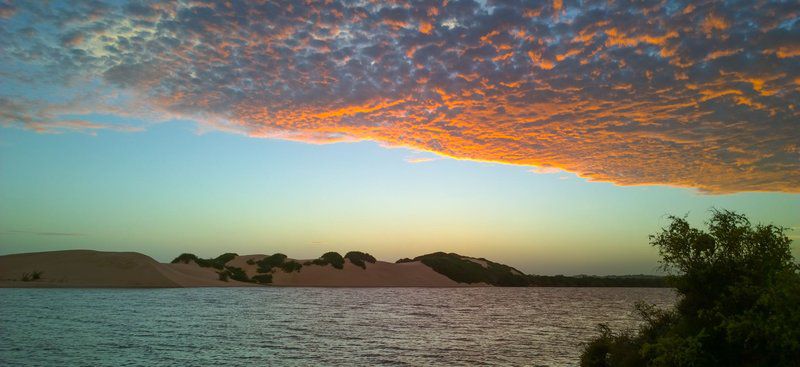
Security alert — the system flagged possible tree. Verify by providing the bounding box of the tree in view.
[580,209,800,366]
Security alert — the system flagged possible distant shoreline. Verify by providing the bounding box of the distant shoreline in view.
[0,250,669,288]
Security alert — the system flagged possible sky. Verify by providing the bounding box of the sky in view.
[0,0,798,275]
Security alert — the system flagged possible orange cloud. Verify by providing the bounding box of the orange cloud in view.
[2,0,799,194]
[419,21,433,34]
[405,157,437,164]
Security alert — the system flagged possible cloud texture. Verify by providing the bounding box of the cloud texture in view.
[1,0,798,193]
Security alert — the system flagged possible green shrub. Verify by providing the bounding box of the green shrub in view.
[395,258,414,263]
[217,271,229,282]
[172,252,238,269]
[255,253,288,273]
[20,271,44,282]
[312,252,345,269]
[345,251,377,269]
[580,210,800,367]
[252,274,273,284]
[224,266,251,282]
[171,253,199,264]
[580,324,644,367]
[279,260,302,273]
[246,258,256,265]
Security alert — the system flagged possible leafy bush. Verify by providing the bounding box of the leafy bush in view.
[224,266,251,282]
[279,260,303,273]
[20,271,43,282]
[580,210,800,367]
[246,258,256,265]
[395,258,414,263]
[252,274,273,284]
[171,253,199,264]
[345,251,377,269]
[203,253,235,269]
[255,253,288,273]
[580,324,644,367]
[311,252,345,269]
[172,252,237,269]
[215,266,253,283]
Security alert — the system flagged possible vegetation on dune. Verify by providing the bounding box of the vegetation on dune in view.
[224,266,251,282]
[279,260,303,273]
[216,266,253,283]
[204,253,238,269]
[255,253,288,273]
[20,270,43,282]
[311,252,345,269]
[580,210,800,367]
[252,253,302,274]
[401,255,666,286]
[344,251,377,269]
[171,253,199,264]
[171,251,667,287]
[171,252,238,270]
[412,252,529,286]
[251,274,273,284]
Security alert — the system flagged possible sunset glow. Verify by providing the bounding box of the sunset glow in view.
[1,1,798,273]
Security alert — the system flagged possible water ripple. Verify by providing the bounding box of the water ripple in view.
[0,288,675,366]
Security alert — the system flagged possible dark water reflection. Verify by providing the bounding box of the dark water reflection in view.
[0,287,675,366]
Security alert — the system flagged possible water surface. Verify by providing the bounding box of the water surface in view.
[0,287,675,366]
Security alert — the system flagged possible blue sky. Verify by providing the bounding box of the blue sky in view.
[1,1,798,274]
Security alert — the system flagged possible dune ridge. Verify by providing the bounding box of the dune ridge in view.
[0,250,487,288]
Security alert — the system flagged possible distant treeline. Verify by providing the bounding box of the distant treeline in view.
[402,252,669,287]
[526,274,668,287]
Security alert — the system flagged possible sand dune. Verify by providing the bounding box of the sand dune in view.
[0,250,490,288]
[0,250,251,288]
[270,259,465,287]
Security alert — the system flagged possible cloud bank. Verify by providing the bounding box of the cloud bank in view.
[1,0,798,193]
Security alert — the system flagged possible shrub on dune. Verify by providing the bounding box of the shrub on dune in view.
[20,271,43,282]
[279,260,302,273]
[345,251,377,269]
[255,253,288,273]
[171,253,199,264]
[172,252,238,270]
[312,252,345,269]
[224,266,251,282]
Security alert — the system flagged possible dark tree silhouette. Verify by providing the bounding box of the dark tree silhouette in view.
[580,209,799,367]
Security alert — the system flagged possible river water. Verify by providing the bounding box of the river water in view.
[0,287,675,366]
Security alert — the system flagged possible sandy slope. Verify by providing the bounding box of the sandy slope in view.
[0,250,485,288]
[225,254,468,286]
[270,259,466,287]
[0,250,251,288]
